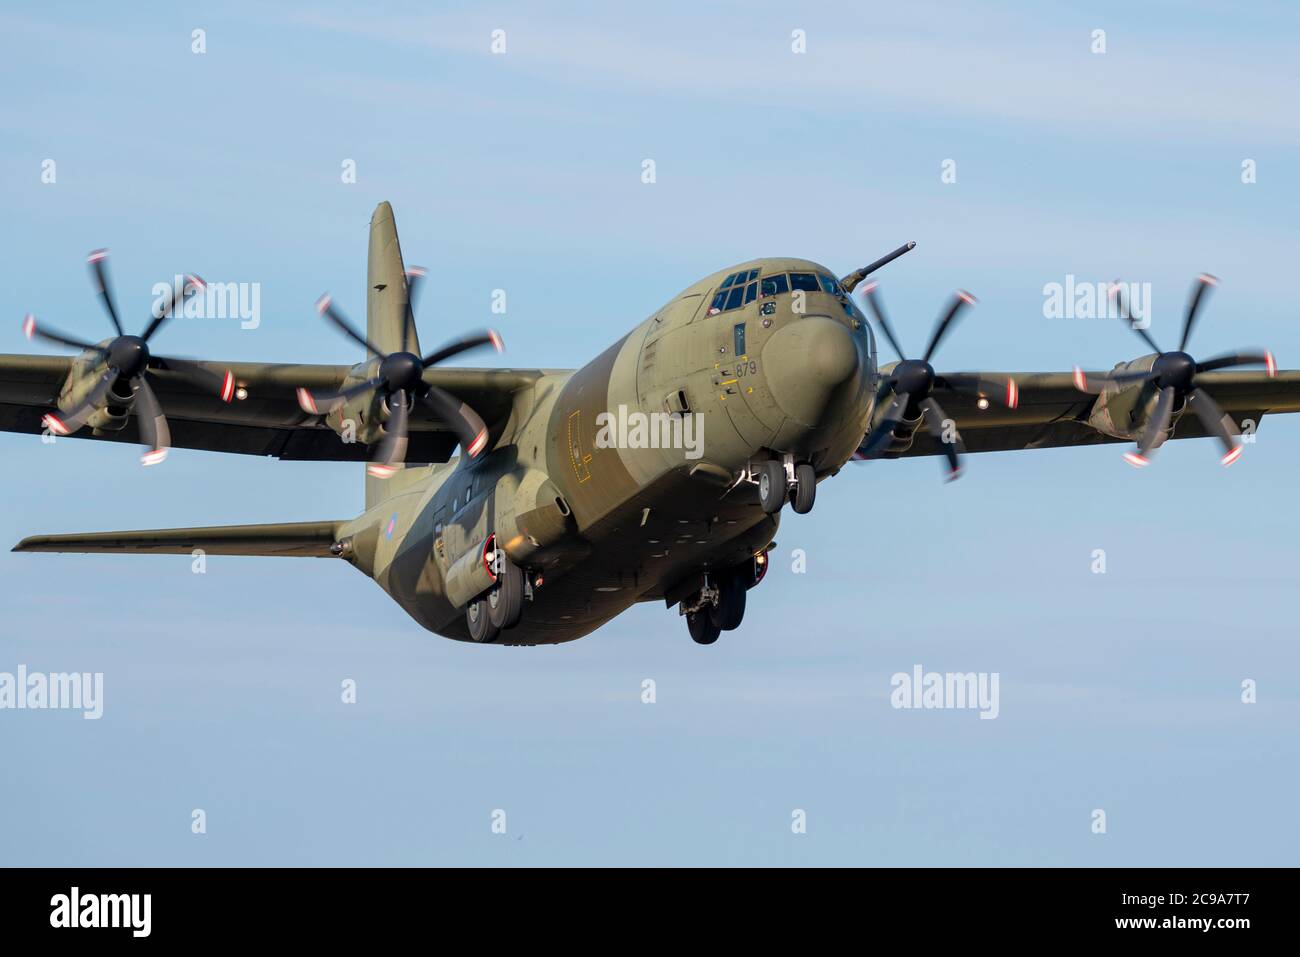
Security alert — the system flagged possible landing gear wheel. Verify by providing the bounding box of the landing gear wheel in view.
[709,572,746,631]
[688,608,721,645]
[757,460,786,514]
[791,462,816,514]
[466,597,501,643]
[487,559,524,630]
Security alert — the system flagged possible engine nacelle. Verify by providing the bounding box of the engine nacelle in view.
[1083,355,1160,441]
[88,378,136,434]
[322,362,387,445]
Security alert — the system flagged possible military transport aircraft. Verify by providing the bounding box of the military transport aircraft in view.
[4,202,1297,645]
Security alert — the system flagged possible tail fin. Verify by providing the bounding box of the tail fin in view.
[366,201,418,510]
[13,521,342,557]
[367,201,418,357]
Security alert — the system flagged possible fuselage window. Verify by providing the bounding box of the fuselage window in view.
[789,272,819,292]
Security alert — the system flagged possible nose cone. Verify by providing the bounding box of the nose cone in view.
[761,317,860,427]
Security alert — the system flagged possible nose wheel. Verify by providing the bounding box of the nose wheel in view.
[756,459,816,514]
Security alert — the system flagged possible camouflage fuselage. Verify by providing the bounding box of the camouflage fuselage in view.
[337,258,877,644]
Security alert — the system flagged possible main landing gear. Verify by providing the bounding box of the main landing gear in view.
[682,551,770,645]
[466,547,534,644]
[756,458,816,515]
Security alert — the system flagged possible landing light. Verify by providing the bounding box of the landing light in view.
[976,397,990,411]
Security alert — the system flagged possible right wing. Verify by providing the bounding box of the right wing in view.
[0,354,551,462]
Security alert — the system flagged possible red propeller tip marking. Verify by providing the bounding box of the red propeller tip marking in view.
[186,274,206,291]
[945,467,962,483]
[406,267,427,278]
[1006,378,1019,409]
[220,371,235,403]
[468,429,489,457]
[1123,451,1149,469]
[87,249,108,263]
[42,414,69,436]
[1073,366,1088,392]
[489,330,504,353]
[141,448,168,467]
[1266,352,1277,377]
[1199,273,1219,286]
[315,294,331,314]
[1221,446,1243,467]
[957,291,977,305]
[22,314,35,339]
[861,281,878,294]
[367,464,396,479]
[296,388,318,415]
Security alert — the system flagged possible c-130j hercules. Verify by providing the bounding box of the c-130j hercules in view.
[5,203,1296,645]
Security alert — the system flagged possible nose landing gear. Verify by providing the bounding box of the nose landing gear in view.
[756,458,816,515]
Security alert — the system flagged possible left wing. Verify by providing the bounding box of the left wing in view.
[0,354,545,462]
[879,370,1300,458]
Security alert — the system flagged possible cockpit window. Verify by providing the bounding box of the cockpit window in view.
[711,269,837,316]
[818,274,843,296]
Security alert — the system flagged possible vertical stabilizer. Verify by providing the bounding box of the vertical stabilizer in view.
[366,202,420,508]
[367,201,420,357]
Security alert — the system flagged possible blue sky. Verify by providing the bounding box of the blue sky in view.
[1,1,1298,865]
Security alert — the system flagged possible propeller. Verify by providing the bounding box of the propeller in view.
[856,283,1015,481]
[1074,274,1275,467]
[22,249,234,465]
[297,269,503,478]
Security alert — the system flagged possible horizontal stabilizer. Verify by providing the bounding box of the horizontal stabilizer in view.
[13,521,343,557]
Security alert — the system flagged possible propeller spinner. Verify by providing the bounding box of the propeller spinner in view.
[1074,274,1275,467]
[23,249,234,465]
[857,283,1016,481]
[297,268,503,478]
